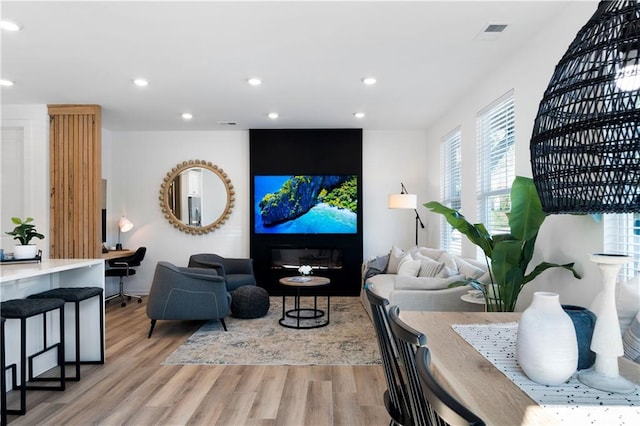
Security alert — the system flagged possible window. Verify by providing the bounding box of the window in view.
[440,128,462,255]
[477,91,515,243]
[604,213,640,281]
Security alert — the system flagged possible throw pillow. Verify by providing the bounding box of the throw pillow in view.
[455,257,486,280]
[398,258,422,277]
[417,246,445,260]
[364,254,389,281]
[395,274,466,290]
[623,312,640,363]
[437,252,459,273]
[438,266,458,278]
[387,245,405,274]
[414,253,445,277]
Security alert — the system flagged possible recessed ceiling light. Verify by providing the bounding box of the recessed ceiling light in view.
[0,20,22,32]
[133,78,148,87]
[248,77,262,86]
[267,112,279,119]
[181,113,193,120]
[362,77,377,85]
[354,112,366,119]
[0,79,14,87]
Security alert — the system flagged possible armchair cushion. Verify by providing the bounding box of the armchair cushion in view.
[188,253,257,291]
[146,261,231,322]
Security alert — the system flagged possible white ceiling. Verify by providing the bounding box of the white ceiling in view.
[0,0,597,131]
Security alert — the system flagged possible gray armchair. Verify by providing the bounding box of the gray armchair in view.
[188,253,257,291]
[146,261,231,338]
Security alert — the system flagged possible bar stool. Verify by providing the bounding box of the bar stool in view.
[0,298,66,416]
[1,317,7,426]
[28,287,104,381]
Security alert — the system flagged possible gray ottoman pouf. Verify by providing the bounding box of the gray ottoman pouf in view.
[231,286,270,319]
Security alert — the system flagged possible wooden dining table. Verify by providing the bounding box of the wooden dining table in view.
[399,311,640,426]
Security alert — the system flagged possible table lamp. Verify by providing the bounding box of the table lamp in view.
[116,216,133,250]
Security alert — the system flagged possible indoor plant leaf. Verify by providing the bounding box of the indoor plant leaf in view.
[523,261,582,286]
[5,216,45,245]
[424,202,493,256]
[425,176,581,312]
[507,176,546,241]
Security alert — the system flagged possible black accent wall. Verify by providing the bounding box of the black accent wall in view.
[250,129,363,296]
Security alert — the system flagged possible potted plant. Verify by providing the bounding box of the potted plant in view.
[5,216,44,259]
[424,176,582,312]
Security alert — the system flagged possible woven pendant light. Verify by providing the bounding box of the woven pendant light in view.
[530,0,640,214]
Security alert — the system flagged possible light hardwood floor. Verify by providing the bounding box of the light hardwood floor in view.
[6,296,389,425]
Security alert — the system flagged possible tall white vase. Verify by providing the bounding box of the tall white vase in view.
[517,292,578,385]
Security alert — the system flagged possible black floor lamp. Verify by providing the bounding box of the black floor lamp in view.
[388,183,425,246]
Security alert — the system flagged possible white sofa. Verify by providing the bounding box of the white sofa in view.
[360,246,489,316]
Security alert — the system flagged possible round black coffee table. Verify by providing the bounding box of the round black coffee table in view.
[278,276,330,329]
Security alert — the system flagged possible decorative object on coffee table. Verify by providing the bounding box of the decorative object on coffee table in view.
[231,285,270,319]
[298,264,313,276]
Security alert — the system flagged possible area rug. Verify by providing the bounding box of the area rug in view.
[163,296,382,366]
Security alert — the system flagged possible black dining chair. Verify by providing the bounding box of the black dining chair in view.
[105,247,146,307]
[416,346,485,426]
[365,285,410,426]
[388,305,435,426]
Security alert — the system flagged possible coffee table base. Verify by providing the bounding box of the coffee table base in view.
[279,293,330,329]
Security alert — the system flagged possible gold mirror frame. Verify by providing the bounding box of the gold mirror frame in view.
[159,160,234,235]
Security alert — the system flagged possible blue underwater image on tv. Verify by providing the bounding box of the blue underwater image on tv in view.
[254,175,358,234]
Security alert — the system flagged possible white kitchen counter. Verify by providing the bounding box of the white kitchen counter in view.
[0,258,105,381]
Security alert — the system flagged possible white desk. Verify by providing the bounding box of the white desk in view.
[1,259,105,381]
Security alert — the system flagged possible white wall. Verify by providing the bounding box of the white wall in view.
[107,129,428,294]
[362,130,430,259]
[106,131,249,295]
[424,2,602,310]
[1,105,49,258]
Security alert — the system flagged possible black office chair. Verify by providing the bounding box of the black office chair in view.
[105,247,146,307]
[365,285,410,426]
[416,346,485,426]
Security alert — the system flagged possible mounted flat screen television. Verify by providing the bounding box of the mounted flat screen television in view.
[254,175,358,234]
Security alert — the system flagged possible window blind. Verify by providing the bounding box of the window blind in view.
[604,213,640,281]
[477,90,515,238]
[440,128,462,255]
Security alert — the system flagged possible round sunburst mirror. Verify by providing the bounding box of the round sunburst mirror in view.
[159,160,234,234]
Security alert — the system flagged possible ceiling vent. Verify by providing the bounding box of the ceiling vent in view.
[475,23,509,41]
[217,121,237,126]
[484,24,508,33]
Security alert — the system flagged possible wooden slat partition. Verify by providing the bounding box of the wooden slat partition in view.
[49,105,102,259]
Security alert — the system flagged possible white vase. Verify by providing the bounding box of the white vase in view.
[14,244,38,260]
[517,291,578,385]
